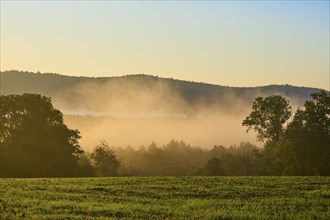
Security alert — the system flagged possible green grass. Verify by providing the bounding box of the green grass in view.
[1,177,329,219]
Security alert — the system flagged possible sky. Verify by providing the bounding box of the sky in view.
[1,1,329,89]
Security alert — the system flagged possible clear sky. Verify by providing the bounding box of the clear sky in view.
[1,1,329,89]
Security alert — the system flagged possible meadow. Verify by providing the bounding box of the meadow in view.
[1,176,329,219]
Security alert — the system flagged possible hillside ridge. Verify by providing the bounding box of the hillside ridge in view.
[0,70,322,97]
[0,70,321,90]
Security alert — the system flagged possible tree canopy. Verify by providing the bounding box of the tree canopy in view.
[0,94,83,177]
[90,141,120,176]
[242,95,292,142]
[278,90,330,175]
[242,91,330,176]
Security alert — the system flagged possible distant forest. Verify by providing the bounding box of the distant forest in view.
[1,90,329,177]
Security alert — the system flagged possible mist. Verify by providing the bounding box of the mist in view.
[51,76,304,150]
[63,114,257,150]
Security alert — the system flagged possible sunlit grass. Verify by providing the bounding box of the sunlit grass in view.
[1,177,329,219]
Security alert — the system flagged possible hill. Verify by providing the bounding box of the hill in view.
[0,70,321,116]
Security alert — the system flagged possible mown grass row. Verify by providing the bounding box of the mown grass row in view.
[1,176,329,219]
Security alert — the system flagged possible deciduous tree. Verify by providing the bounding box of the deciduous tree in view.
[242,95,291,143]
[90,141,120,176]
[0,94,83,177]
[279,91,330,175]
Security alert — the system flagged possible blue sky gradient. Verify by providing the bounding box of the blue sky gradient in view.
[1,1,329,89]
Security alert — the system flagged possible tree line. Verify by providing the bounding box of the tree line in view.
[0,91,329,177]
[114,141,260,176]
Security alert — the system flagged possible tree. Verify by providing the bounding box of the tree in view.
[202,157,225,176]
[90,141,120,176]
[242,95,292,175]
[0,94,83,177]
[242,95,291,143]
[278,91,330,175]
[76,153,95,177]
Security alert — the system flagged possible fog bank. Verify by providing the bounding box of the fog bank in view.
[52,76,306,150]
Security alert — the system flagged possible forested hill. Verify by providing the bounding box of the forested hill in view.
[0,70,322,115]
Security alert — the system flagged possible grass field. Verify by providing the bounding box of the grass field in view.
[0,176,329,219]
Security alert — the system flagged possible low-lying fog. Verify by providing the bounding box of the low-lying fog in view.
[51,77,301,150]
[63,114,257,151]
